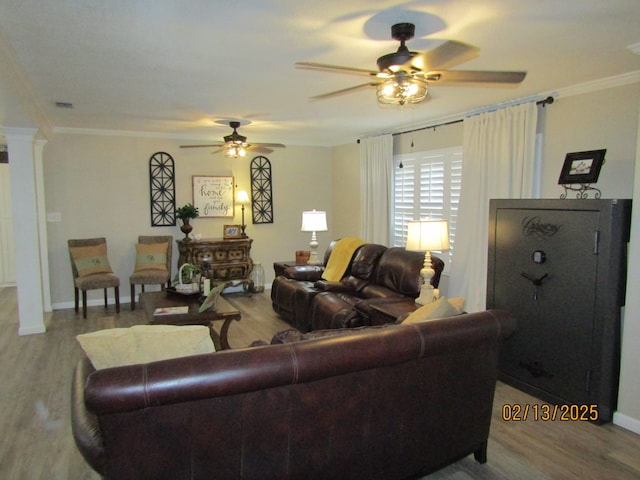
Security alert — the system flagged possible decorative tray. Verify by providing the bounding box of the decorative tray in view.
[165,286,201,298]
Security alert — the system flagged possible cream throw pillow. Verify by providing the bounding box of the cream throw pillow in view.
[402,296,465,324]
[77,324,215,370]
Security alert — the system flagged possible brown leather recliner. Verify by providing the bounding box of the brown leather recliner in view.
[310,246,444,330]
[271,240,444,332]
[270,240,339,332]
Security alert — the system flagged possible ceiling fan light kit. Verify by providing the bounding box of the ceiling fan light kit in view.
[297,22,526,106]
[225,145,247,158]
[377,74,428,106]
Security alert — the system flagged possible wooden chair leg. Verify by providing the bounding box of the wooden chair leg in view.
[74,287,79,313]
[82,290,88,319]
[115,286,120,314]
[130,284,136,310]
[103,289,108,309]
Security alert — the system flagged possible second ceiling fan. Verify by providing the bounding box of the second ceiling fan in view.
[296,23,527,105]
[180,121,285,157]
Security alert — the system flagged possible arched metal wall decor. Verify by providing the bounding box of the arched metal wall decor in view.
[149,151,176,226]
[250,156,273,224]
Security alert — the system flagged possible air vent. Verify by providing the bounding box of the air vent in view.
[54,101,73,109]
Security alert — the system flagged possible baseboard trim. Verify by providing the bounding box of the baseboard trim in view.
[51,285,273,311]
[18,324,46,336]
[613,411,640,435]
[52,296,131,311]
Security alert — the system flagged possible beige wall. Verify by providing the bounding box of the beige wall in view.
[617,93,640,429]
[541,83,639,199]
[43,134,332,304]
[330,141,360,238]
[393,120,464,154]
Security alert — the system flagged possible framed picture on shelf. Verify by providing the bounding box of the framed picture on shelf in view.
[223,224,242,239]
[558,149,606,185]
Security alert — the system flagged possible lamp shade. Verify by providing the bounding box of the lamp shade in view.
[236,190,250,204]
[406,220,450,252]
[301,210,328,232]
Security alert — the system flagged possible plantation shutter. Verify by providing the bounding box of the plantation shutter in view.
[392,147,462,269]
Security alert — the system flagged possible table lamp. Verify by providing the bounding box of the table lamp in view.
[301,210,328,265]
[405,219,450,305]
[236,190,250,238]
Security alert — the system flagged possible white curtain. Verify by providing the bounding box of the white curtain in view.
[359,134,393,244]
[449,102,538,312]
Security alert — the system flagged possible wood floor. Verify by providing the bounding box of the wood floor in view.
[1,286,639,479]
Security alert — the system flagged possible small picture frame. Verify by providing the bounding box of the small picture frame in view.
[558,149,606,185]
[223,224,242,239]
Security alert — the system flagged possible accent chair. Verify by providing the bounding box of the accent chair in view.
[129,235,173,310]
[68,237,120,319]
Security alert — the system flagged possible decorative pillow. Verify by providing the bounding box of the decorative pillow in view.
[401,296,465,324]
[76,324,215,370]
[70,244,113,277]
[447,297,465,313]
[134,242,168,272]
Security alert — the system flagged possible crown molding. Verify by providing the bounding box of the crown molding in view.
[383,70,640,138]
[52,71,640,143]
[550,70,640,99]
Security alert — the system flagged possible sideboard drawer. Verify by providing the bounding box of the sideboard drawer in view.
[177,238,253,284]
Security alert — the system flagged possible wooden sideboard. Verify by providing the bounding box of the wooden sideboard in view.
[176,238,253,285]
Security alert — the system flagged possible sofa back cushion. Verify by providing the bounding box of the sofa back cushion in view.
[372,247,425,297]
[350,243,387,281]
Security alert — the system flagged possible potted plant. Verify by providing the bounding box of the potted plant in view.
[173,262,201,289]
[176,203,199,239]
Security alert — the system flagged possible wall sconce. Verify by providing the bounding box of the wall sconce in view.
[301,209,328,265]
[405,219,450,304]
[236,190,250,238]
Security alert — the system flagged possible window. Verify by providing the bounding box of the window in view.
[392,146,463,270]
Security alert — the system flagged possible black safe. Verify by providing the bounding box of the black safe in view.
[487,199,631,423]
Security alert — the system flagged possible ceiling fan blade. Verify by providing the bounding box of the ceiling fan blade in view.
[310,82,379,100]
[249,146,274,154]
[409,40,479,72]
[254,142,286,148]
[180,143,223,149]
[296,62,378,77]
[427,70,527,85]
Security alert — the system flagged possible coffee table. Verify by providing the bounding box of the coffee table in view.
[139,291,241,350]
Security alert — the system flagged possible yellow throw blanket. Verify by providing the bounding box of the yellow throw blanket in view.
[321,237,367,282]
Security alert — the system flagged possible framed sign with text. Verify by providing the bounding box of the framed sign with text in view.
[192,176,234,218]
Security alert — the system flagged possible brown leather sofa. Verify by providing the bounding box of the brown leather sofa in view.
[271,240,444,332]
[72,310,516,480]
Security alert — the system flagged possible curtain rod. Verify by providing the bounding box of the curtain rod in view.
[357,96,555,142]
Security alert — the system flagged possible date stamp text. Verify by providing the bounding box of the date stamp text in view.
[502,403,599,422]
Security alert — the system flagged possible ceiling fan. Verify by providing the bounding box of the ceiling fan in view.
[180,121,285,157]
[296,23,526,105]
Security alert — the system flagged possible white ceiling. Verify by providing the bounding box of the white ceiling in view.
[1,0,639,147]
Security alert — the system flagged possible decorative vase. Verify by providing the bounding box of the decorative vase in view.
[249,262,265,293]
[180,219,193,240]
